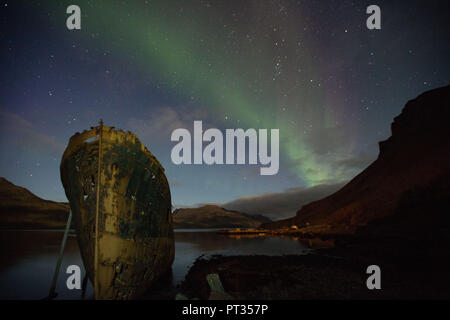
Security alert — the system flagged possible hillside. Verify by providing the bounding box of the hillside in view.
[0,177,70,229]
[173,205,270,229]
[262,85,450,234]
[0,178,270,229]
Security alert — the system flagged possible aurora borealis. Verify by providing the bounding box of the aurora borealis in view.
[1,0,449,213]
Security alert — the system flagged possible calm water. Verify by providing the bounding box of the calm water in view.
[0,229,316,299]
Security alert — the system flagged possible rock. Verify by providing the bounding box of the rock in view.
[206,273,233,300]
[175,293,189,300]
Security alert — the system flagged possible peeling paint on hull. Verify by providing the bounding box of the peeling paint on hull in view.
[60,124,174,299]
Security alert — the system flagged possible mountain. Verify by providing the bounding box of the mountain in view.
[0,177,70,229]
[173,205,270,229]
[262,85,450,234]
[0,178,270,229]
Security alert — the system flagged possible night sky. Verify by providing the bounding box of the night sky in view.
[1,1,449,214]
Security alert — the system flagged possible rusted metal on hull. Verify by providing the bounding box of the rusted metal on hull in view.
[60,123,174,299]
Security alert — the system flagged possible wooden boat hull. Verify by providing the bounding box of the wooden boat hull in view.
[60,124,174,299]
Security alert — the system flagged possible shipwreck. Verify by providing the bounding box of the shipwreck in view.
[60,121,174,299]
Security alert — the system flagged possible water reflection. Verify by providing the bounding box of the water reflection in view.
[0,229,310,299]
[0,230,94,300]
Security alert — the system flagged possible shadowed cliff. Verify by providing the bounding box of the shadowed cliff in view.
[262,85,450,233]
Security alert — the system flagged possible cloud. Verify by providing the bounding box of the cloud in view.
[222,182,346,221]
[334,153,374,171]
[126,106,213,143]
[0,111,64,156]
[127,107,186,141]
[304,125,347,156]
[283,123,378,185]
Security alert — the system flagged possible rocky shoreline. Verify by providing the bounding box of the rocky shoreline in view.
[178,231,450,299]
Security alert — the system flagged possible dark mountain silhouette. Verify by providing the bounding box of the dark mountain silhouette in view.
[173,205,270,229]
[0,178,269,229]
[0,177,70,229]
[262,85,450,234]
